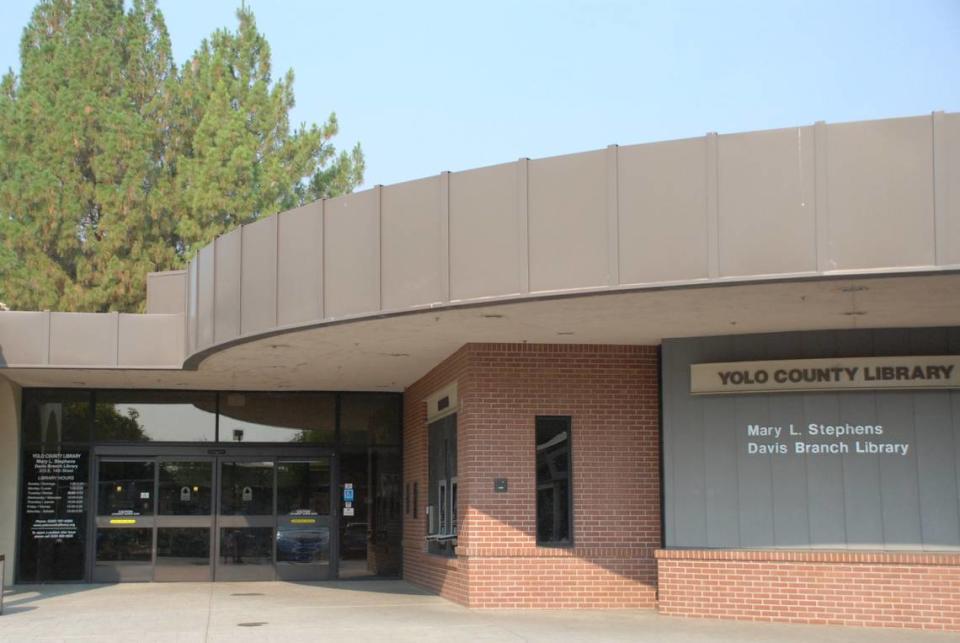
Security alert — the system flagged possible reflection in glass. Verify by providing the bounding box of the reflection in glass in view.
[95,391,216,442]
[277,526,330,564]
[220,461,274,515]
[218,393,335,443]
[536,416,572,546]
[97,461,154,516]
[22,390,91,444]
[96,528,152,562]
[340,393,402,446]
[220,527,273,565]
[157,528,210,567]
[339,446,402,577]
[159,461,212,515]
[277,461,330,516]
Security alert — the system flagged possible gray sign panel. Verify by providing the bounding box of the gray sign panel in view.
[662,327,960,551]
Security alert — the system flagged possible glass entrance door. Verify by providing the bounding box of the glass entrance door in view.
[215,459,276,581]
[93,453,333,582]
[94,459,155,582]
[155,459,214,581]
[276,460,333,581]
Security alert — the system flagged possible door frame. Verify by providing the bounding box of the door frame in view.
[89,445,338,582]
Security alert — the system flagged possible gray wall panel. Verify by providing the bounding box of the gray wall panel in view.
[666,339,707,546]
[770,393,811,547]
[802,393,847,547]
[663,328,960,551]
[840,393,884,547]
[735,394,775,546]
[915,393,960,548]
[877,393,922,549]
[703,396,740,547]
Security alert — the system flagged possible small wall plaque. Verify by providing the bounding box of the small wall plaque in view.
[494,478,508,493]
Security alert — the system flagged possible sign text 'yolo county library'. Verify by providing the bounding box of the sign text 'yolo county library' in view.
[691,356,960,394]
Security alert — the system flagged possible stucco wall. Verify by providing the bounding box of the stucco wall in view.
[0,375,21,586]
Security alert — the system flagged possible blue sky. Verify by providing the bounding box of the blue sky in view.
[1,0,958,187]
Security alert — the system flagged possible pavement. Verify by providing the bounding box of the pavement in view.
[0,580,957,642]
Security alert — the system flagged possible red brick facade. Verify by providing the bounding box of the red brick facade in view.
[402,342,960,630]
[402,343,661,608]
[656,549,960,631]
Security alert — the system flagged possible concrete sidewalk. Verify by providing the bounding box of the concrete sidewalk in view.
[0,580,955,642]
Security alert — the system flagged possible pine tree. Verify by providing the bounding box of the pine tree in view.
[0,1,364,312]
[172,6,364,254]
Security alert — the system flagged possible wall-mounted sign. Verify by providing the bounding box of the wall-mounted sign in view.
[691,355,960,395]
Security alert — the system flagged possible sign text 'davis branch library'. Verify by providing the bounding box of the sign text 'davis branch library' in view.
[691,356,960,394]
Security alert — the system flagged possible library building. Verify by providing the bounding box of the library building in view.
[1,112,959,632]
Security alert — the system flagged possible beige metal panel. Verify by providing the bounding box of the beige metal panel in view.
[277,201,323,326]
[618,138,709,283]
[214,228,242,343]
[825,115,935,270]
[197,246,215,350]
[528,149,608,291]
[0,311,49,366]
[186,258,198,355]
[449,162,523,300]
[118,314,184,367]
[324,188,380,317]
[49,312,117,366]
[145,270,187,314]
[241,216,278,335]
[381,176,443,310]
[0,376,20,586]
[943,113,960,265]
[718,127,817,276]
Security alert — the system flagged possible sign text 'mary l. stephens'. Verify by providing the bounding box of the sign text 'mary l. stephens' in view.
[691,355,960,395]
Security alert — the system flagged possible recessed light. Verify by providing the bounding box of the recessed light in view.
[840,286,868,293]
[482,314,505,319]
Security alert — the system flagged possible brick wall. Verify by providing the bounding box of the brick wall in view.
[656,549,960,631]
[403,343,661,608]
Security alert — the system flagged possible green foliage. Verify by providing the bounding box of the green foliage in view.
[0,0,363,312]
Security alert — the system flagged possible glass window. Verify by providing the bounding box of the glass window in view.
[277,461,331,516]
[338,446,402,578]
[97,461,155,517]
[277,525,330,564]
[340,393,401,446]
[218,392,335,444]
[94,391,216,442]
[427,414,457,557]
[96,529,153,562]
[157,528,210,567]
[219,461,274,515]
[159,461,213,516]
[22,390,91,445]
[220,527,273,565]
[536,416,572,546]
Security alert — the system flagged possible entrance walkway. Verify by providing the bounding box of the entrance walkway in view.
[0,580,955,642]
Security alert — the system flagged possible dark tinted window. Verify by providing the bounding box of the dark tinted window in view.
[340,393,402,446]
[94,391,216,442]
[427,414,457,556]
[218,393,335,444]
[536,416,572,546]
[22,391,90,444]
